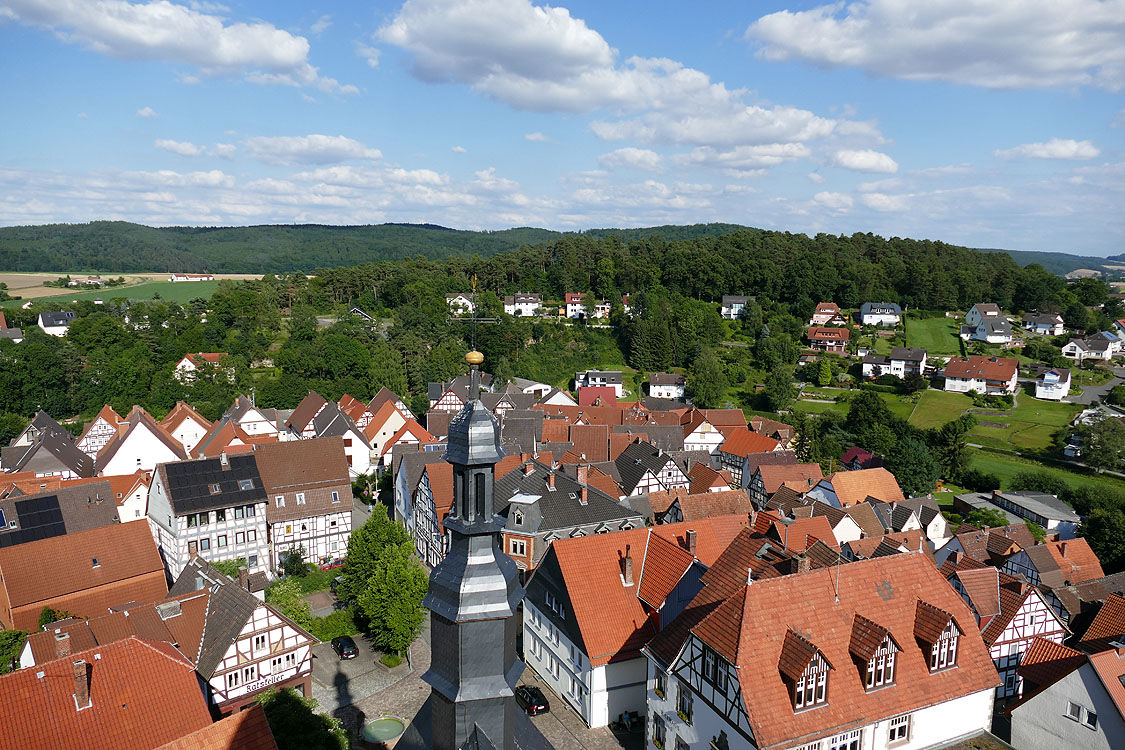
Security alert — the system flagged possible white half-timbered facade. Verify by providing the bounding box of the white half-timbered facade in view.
[76,406,123,458]
[987,589,1065,700]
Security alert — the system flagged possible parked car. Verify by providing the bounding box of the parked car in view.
[330,575,345,594]
[514,685,550,716]
[331,636,359,660]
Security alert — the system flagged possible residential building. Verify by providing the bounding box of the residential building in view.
[1008,638,1125,750]
[0,481,119,548]
[565,292,610,319]
[95,406,189,475]
[0,637,214,750]
[809,302,848,326]
[861,346,928,379]
[680,408,730,455]
[841,446,883,471]
[191,418,277,459]
[428,373,495,413]
[575,369,624,397]
[222,395,283,437]
[338,393,374,429]
[256,437,353,569]
[63,470,152,523]
[805,467,905,509]
[504,292,541,317]
[445,292,475,315]
[961,316,1013,344]
[644,553,1000,750]
[1033,365,1071,401]
[1022,312,1066,336]
[649,372,687,400]
[158,401,214,455]
[715,428,780,485]
[173,352,231,382]
[0,311,23,343]
[746,462,823,504]
[153,705,279,750]
[1063,331,1122,362]
[614,440,692,497]
[147,454,270,578]
[307,402,372,476]
[38,310,76,336]
[284,391,329,439]
[1,429,94,478]
[859,301,902,326]
[650,489,754,525]
[522,517,748,727]
[76,404,124,458]
[806,325,850,352]
[747,415,795,447]
[943,355,1019,395]
[963,489,1081,539]
[934,523,1036,569]
[0,519,168,630]
[720,295,750,320]
[166,558,316,713]
[966,303,1003,328]
[169,272,215,281]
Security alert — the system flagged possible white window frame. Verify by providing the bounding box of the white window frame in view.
[888,714,910,744]
[296,492,306,505]
[828,729,862,750]
[509,538,527,556]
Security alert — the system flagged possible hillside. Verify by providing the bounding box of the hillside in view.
[979,247,1115,276]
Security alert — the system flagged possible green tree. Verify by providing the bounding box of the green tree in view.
[256,687,348,750]
[1080,418,1125,473]
[816,358,832,387]
[357,545,429,655]
[1080,507,1125,573]
[38,606,76,629]
[845,389,894,435]
[687,348,727,408]
[281,546,307,578]
[964,507,1014,530]
[211,557,248,578]
[884,437,941,496]
[0,630,26,674]
[763,368,796,412]
[337,506,412,603]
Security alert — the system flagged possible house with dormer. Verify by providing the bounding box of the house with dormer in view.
[158,401,213,455]
[859,302,902,326]
[810,302,848,327]
[715,428,780,485]
[1022,312,1065,336]
[614,440,692,497]
[504,292,541,317]
[222,395,282,437]
[644,553,999,750]
[943,355,1019,395]
[173,352,232,383]
[1032,364,1071,401]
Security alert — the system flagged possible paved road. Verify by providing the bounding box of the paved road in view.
[1066,371,1124,405]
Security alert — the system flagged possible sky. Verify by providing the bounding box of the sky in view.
[0,0,1123,256]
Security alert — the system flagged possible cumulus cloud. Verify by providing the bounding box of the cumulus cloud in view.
[747,0,1125,91]
[242,135,382,165]
[379,0,851,156]
[830,149,899,173]
[155,139,204,156]
[994,138,1101,160]
[813,191,853,211]
[525,132,550,142]
[598,147,663,171]
[357,43,381,68]
[677,143,811,169]
[136,106,158,118]
[3,0,357,93]
[808,172,825,183]
[451,145,467,153]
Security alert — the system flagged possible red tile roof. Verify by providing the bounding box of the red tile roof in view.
[577,386,618,407]
[1078,593,1125,652]
[1086,647,1125,720]
[807,326,850,342]
[158,401,212,434]
[185,352,227,366]
[954,567,1001,617]
[157,704,279,750]
[944,355,1018,381]
[757,463,823,494]
[0,637,213,750]
[718,428,780,458]
[816,468,904,508]
[1017,636,1087,690]
[768,516,839,552]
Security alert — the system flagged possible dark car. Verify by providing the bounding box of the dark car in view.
[514,685,550,716]
[331,636,359,660]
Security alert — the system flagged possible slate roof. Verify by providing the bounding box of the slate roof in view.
[1022,312,1064,325]
[0,480,118,548]
[614,439,678,495]
[860,302,902,316]
[493,459,641,532]
[1052,570,1125,622]
[2,430,94,477]
[310,402,368,444]
[889,346,927,362]
[157,453,266,515]
[0,637,213,750]
[39,310,77,327]
[286,391,328,432]
[993,490,1080,523]
[869,501,918,532]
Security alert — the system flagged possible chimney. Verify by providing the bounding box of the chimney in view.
[523,462,534,476]
[623,545,634,585]
[1059,542,1068,557]
[546,473,555,490]
[220,451,229,468]
[746,568,754,586]
[577,466,589,505]
[238,566,250,591]
[54,631,71,658]
[73,659,90,709]
[686,529,698,555]
[796,555,811,574]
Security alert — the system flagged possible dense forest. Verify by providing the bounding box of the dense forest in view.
[0,220,1108,274]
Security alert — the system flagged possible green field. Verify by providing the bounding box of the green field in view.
[907,390,973,429]
[905,389,1078,451]
[906,316,962,355]
[793,390,915,420]
[969,449,1125,496]
[4,280,220,306]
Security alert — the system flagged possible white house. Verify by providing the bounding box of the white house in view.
[720,295,750,320]
[565,292,610,319]
[966,303,1003,328]
[157,401,213,455]
[1063,332,1121,362]
[169,272,215,282]
[961,317,1013,344]
[574,370,624,397]
[96,407,189,475]
[862,347,928,379]
[445,293,475,315]
[943,355,1019,395]
[1033,366,1071,401]
[649,373,686,400]
[503,292,541,317]
[37,311,76,336]
[222,396,281,437]
[1022,312,1066,336]
[809,302,848,326]
[644,553,1000,750]
[75,404,124,458]
[173,352,232,383]
[859,302,902,326]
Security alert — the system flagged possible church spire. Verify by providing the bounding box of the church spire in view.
[421,350,524,750]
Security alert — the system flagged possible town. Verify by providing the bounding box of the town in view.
[2,262,1125,750]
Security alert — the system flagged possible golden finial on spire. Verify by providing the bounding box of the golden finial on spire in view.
[466,350,484,366]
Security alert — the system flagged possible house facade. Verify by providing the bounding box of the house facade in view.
[1022,313,1065,336]
[96,408,189,475]
[1034,366,1071,401]
[807,325,850,352]
[810,302,847,326]
[575,370,624,397]
[38,310,76,336]
[720,295,749,320]
[75,405,124,458]
[966,303,1003,328]
[173,352,231,382]
[961,317,1013,344]
[859,302,902,326]
[649,373,687,400]
[504,292,541,317]
[862,347,927,379]
[445,293,475,315]
[943,355,1019,395]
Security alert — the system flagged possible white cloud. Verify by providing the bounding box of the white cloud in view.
[808,172,825,183]
[598,147,663,171]
[310,14,331,35]
[3,0,357,94]
[677,143,811,169]
[451,145,467,153]
[77,112,88,119]
[357,43,381,68]
[212,143,236,159]
[813,191,853,211]
[155,139,204,157]
[524,131,550,142]
[136,106,158,118]
[747,0,1125,91]
[242,135,382,165]
[830,149,899,173]
[994,138,1101,160]
[861,192,911,212]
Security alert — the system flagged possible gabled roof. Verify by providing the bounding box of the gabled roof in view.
[944,355,1018,381]
[95,407,188,471]
[815,468,904,507]
[158,401,212,434]
[286,391,328,432]
[1078,593,1125,653]
[614,439,676,494]
[255,437,352,523]
[755,463,823,494]
[191,418,276,458]
[807,325,850,342]
[0,481,119,548]
[379,418,436,456]
[368,386,414,419]
[156,453,266,515]
[668,489,754,522]
[310,402,368,443]
[0,637,213,750]
[888,346,927,362]
[718,428,780,458]
[182,352,227,367]
[1017,636,1087,690]
[953,567,1002,618]
[157,704,279,750]
[1,430,95,477]
[767,515,838,552]
[494,459,642,532]
[1024,537,1105,589]
[860,302,902,315]
[686,463,731,494]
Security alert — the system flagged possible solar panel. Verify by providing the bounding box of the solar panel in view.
[0,495,65,547]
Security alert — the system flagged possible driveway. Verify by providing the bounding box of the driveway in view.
[520,667,643,750]
[1066,372,1124,405]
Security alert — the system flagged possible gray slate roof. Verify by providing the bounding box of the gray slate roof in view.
[860,302,902,316]
[1,431,94,477]
[0,481,118,548]
[493,460,640,533]
[614,440,676,495]
[39,311,76,327]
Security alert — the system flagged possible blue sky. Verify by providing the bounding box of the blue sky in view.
[0,0,1122,255]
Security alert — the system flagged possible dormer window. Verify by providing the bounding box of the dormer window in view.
[795,659,828,710]
[779,630,830,711]
[866,638,897,689]
[915,601,962,673]
[513,509,524,525]
[930,620,959,671]
[850,614,900,691]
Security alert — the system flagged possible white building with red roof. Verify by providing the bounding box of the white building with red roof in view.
[76,404,124,458]
[173,352,231,383]
[943,355,1019,395]
[644,553,1000,750]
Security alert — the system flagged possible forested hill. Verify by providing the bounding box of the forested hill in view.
[0,221,746,273]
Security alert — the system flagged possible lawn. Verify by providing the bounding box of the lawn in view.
[969,449,1125,496]
[906,389,1078,452]
[905,316,962,355]
[2,280,220,306]
[907,390,972,429]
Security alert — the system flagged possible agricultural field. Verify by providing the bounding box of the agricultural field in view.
[905,315,962,355]
[0,272,261,306]
[1,280,224,307]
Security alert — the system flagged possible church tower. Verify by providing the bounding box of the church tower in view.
[421,350,524,750]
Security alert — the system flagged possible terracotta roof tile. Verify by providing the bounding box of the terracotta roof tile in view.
[817,468,904,508]
[675,489,753,522]
[768,516,838,552]
[757,463,823,494]
[718,428,780,458]
[1085,647,1125,720]
[954,567,1001,617]
[157,703,279,750]
[1017,636,1087,690]
[849,613,894,661]
[1078,593,1125,653]
[637,533,695,610]
[944,355,1018,382]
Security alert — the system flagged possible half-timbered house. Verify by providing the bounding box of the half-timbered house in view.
[614,439,692,497]
[76,404,124,458]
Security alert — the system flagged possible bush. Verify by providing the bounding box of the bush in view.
[307,609,360,641]
[380,653,403,668]
[281,547,307,578]
[961,469,1001,493]
[211,557,248,578]
[971,393,1013,409]
[0,630,26,674]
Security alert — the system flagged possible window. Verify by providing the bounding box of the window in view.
[795,658,828,710]
[236,531,246,544]
[1066,702,1083,720]
[296,493,306,505]
[1085,711,1098,730]
[865,640,897,689]
[284,653,295,669]
[239,479,254,490]
[254,634,267,654]
[235,506,245,519]
[888,714,910,744]
[346,455,353,467]
[828,730,861,750]
[331,491,340,504]
[270,656,283,674]
[930,621,959,671]
[702,646,726,691]
[675,739,689,750]
[248,530,256,542]
[188,540,198,554]
[509,538,527,556]
[199,537,210,551]
[210,483,221,494]
[226,671,241,689]
[1066,702,1098,729]
[654,671,666,698]
[276,496,285,507]
[187,514,197,528]
[652,715,666,749]
[676,681,693,724]
[513,509,524,525]
[286,524,292,535]
[249,554,258,567]
[343,438,352,448]
[242,664,257,683]
[217,535,227,548]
